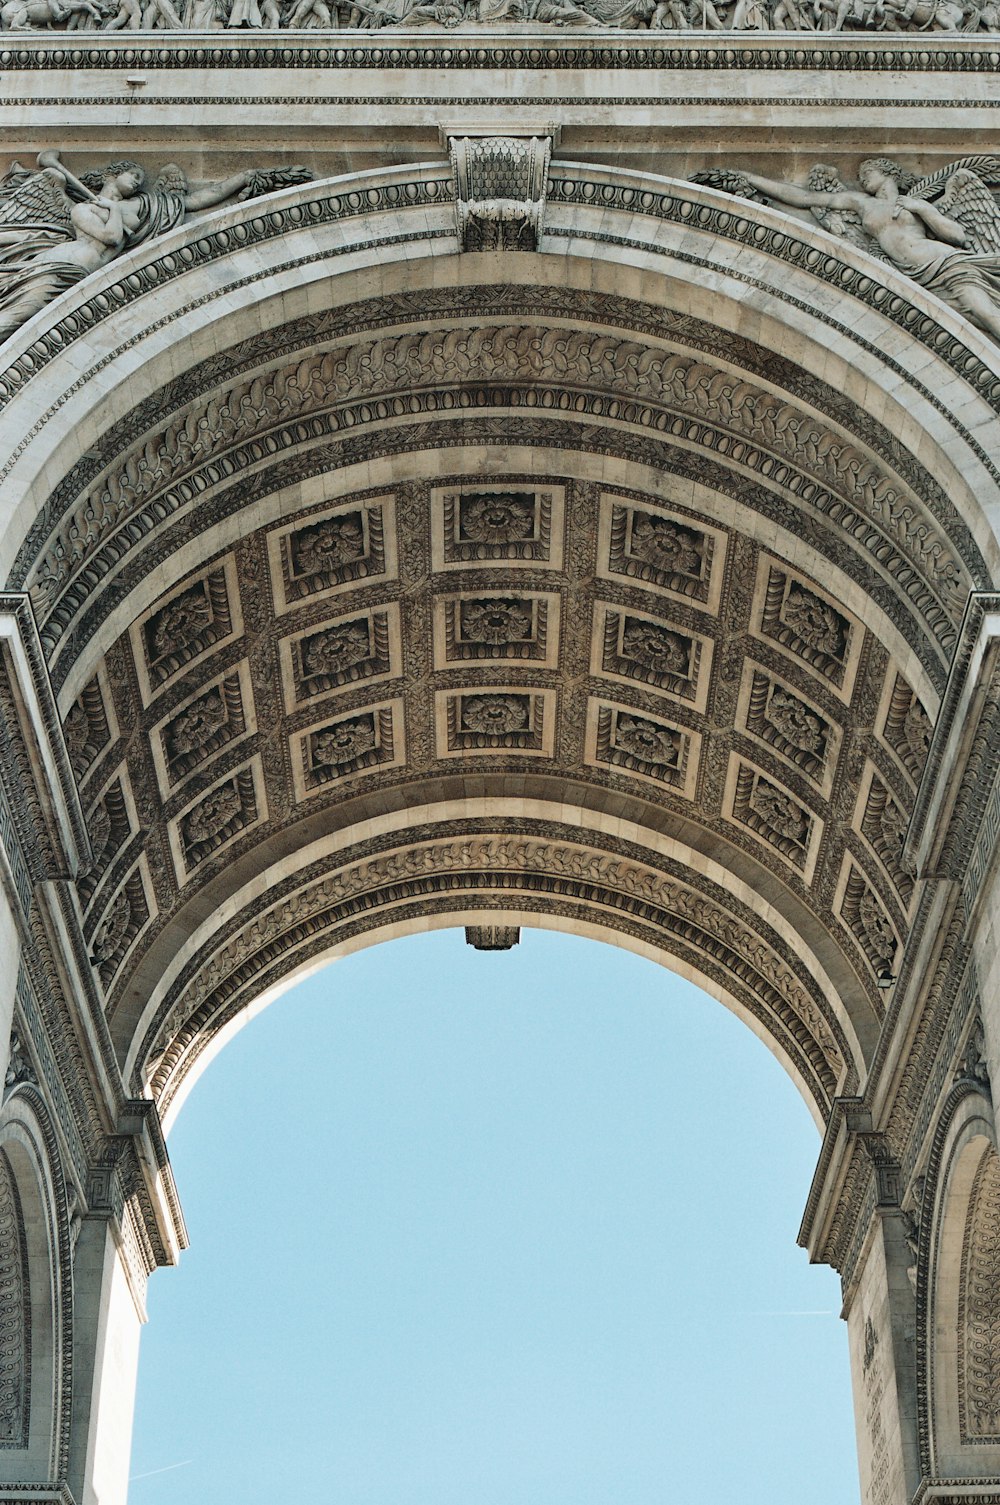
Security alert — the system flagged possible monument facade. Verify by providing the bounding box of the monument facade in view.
[0,29,999,1504]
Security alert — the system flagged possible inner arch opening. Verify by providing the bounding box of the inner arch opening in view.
[129,927,855,1504]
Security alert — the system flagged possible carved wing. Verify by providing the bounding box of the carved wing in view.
[0,162,73,233]
[914,164,1000,256]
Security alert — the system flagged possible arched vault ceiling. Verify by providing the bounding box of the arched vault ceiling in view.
[4,175,999,1132]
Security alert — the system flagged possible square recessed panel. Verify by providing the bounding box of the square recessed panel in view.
[168,758,268,882]
[723,753,822,883]
[431,483,565,571]
[591,602,712,714]
[78,768,138,913]
[856,760,915,912]
[737,661,841,797]
[279,604,401,713]
[290,700,404,803]
[750,557,862,702]
[85,857,155,996]
[432,591,561,669]
[834,853,901,988]
[149,660,255,799]
[585,698,700,798]
[267,496,397,613]
[877,669,932,788]
[597,494,727,613]
[62,662,118,785]
[434,687,557,759]
[129,556,243,707]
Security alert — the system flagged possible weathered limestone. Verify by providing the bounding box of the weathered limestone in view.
[3,51,1000,1501]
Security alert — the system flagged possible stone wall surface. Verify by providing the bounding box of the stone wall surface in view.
[1,39,1000,1501]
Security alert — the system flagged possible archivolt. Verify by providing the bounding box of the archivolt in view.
[2,160,1000,1130]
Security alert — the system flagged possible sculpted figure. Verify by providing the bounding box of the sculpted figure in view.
[0,160,136,341]
[0,152,313,342]
[693,154,1000,343]
[0,0,100,25]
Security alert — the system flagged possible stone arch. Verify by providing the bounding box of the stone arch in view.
[0,1085,73,1486]
[919,1067,1000,1482]
[1,159,998,1137]
[6,148,1000,1501]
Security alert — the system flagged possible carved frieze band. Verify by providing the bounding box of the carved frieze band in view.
[24,324,967,671]
[142,832,849,1114]
[0,1152,28,1451]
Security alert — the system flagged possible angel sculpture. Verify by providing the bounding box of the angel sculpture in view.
[0,151,313,343]
[692,155,1000,344]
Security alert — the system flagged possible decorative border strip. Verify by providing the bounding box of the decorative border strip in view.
[2,37,1000,72]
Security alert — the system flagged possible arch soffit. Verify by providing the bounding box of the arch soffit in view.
[2,163,998,1135]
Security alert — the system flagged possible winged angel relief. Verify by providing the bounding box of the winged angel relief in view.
[693,156,1000,344]
[0,151,313,342]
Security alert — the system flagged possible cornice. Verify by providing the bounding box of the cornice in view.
[2,33,1000,71]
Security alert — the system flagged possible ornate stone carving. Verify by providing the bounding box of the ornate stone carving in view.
[165,688,227,758]
[90,888,130,964]
[0,1153,28,1450]
[0,0,995,28]
[767,686,826,755]
[460,694,529,736]
[465,925,520,950]
[961,1152,1000,1438]
[149,833,846,1108]
[459,597,533,647]
[302,620,371,676]
[696,156,1000,343]
[620,618,692,678]
[183,785,241,846]
[732,764,815,868]
[178,768,258,869]
[955,1019,992,1092]
[3,1032,35,1093]
[311,715,377,768]
[0,152,312,341]
[450,136,551,253]
[27,325,965,639]
[611,714,681,768]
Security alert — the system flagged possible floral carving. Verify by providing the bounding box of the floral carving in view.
[858,888,896,966]
[903,696,932,767]
[780,585,847,660]
[613,715,681,766]
[149,585,212,660]
[167,689,227,757]
[459,492,535,544]
[459,598,533,646]
[312,716,376,768]
[291,514,365,576]
[63,701,91,762]
[302,620,371,677]
[629,513,704,578]
[91,890,131,963]
[748,779,809,843]
[766,687,825,754]
[460,695,529,735]
[183,785,241,845]
[620,620,691,677]
[879,799,908,856]
[88,799,112,858]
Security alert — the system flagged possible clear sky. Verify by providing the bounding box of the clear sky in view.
[128,927,856,1503]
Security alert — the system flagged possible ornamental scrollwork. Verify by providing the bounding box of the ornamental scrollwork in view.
[25,323,966,640]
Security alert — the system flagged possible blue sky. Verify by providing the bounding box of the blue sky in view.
[129,927,856,1503]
